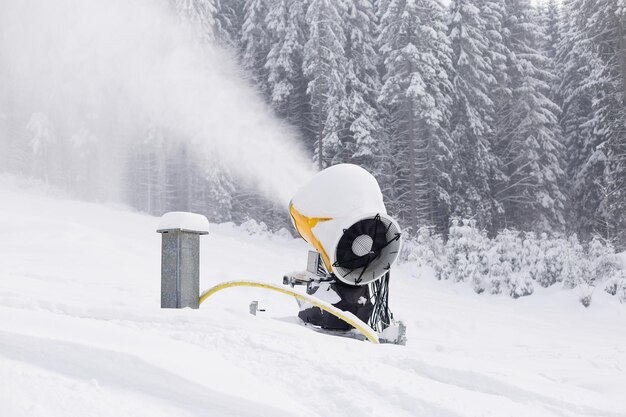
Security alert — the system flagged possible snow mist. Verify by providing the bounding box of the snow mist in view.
[0,0,315,207]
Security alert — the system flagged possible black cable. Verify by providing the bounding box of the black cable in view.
[368,271,393,332]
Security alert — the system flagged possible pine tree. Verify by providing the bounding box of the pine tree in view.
[556,0,597,238]
[172,0,218,43]
[137,125,167,214]
[265,0,310,145]
[200,156,235,222]
[537,0,561,104]
[303,0,348,169]
[544,1,560,58]
[580,0,626,247]
[241,0,271,98]
[447,0,498,228]
[558,0,626,248]
[143,141,167,215]
[214,0,245,49]
[340,0,382,170]
[378,0,454,233]
[68,126,98,200]
[480,0,509,233]
[480,0,508,92]
[492,0,566,233]
[26,112,55,184]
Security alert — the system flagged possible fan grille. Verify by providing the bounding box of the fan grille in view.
[333,214,401,285]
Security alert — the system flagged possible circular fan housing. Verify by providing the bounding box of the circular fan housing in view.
[332,213,401,286]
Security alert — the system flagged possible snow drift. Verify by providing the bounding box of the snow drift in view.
[1,177,626,417]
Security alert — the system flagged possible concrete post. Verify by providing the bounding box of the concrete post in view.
[157,212,209,309]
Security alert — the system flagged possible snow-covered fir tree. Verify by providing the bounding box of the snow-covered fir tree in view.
[26,112,55,185]
[580,0,626,247]
[213,0,245,50]
[536,0,561,104]
[200,155,235,222]
[4,0,626,250]
[378,0,454,233]
[340,0,383,171]
[480,0,508,94]
[241,0,271,97]
[127,124,167,214]
[68,126,98,200]
[264,0,310,146]
[172,0,218,43]
[447,0,498,229]
[303,0,348,169]
[492,0,566,233]
[556,0,626,248]
[556,0,597,236]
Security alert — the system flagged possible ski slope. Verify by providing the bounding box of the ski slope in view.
[1,176,625,417]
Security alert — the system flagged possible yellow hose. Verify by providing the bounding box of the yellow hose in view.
[199,280,379,344]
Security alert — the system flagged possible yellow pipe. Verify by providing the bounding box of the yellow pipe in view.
[199,280,379,344]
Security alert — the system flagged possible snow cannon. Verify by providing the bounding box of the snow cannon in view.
[285,164,406,343]
[289,164,402,286]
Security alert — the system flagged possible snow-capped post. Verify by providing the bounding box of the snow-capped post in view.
[157,212,209,309]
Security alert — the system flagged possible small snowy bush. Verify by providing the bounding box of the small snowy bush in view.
[240,219,270,236]
[521,232,542,283]
[442,218,489,293]
[239,219,296,241]
[587,237,620,286]
[402,217,625,304]
[561,235,587,289]
[561,236,622,307]
[401,226,446,275]
[538,234,567,287]
[605,270,626,303]
[489,229,533,298]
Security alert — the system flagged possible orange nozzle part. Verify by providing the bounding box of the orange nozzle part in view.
[289,203,333,273]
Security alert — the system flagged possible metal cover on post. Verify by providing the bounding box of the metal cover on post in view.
[157,212,209,309]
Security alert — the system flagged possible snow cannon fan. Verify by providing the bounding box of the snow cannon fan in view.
[289,164,402,286]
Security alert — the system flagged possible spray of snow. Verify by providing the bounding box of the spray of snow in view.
[0,0,315,206]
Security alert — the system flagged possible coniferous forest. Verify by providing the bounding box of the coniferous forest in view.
[234,0,625,248]
[1,0,625,250]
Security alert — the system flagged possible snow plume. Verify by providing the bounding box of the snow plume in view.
[0,0,315,207]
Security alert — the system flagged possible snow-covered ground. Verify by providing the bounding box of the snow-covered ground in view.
[1,176,625,417]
